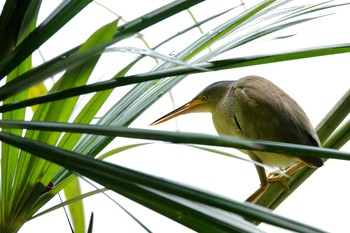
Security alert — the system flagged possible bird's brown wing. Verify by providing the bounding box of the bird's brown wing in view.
[233,76,323,167]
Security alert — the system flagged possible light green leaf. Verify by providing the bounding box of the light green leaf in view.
[64,178,85,233]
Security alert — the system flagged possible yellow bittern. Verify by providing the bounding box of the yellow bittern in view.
[151,75,323,202]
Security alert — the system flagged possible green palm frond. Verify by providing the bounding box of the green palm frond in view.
[0,0,349,232]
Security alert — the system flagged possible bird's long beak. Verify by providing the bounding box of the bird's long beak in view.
[150,98,203,126]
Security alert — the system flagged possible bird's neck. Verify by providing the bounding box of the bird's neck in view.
[212,103,244,138]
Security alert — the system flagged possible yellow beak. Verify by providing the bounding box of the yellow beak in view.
[150,98,203,126]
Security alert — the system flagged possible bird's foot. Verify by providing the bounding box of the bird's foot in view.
[266,162,307,192]
[267,172,290,192]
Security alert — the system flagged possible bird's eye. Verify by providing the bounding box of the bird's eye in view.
[201,95,208,101]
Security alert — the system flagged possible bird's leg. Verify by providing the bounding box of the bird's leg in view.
[246,154,268,203]
[267,161,306,192]
[246,182,268,203]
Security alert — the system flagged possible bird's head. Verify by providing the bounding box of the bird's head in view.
[150,80,234,126]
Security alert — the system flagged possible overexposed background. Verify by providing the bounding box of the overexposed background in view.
[5,0,350,232]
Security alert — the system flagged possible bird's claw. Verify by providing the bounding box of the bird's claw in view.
[267,172,290,192]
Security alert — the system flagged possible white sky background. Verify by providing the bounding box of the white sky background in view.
[4,0,349,232]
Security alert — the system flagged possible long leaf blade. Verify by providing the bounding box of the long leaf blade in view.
[0,121,348,161]
[0,0,92,79]
[0,131,325,233]
[0,0,205,100]
[1,42,349,113]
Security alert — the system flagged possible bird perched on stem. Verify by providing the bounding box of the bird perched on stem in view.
[151,75,323,202]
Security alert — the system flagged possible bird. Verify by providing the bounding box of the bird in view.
[150,75,323,202]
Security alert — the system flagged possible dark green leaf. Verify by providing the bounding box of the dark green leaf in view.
[0,0,92,79]
[0,0,205,100]
[0,131,325,233]
[0,121,348,161]
[1,42,349,112]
